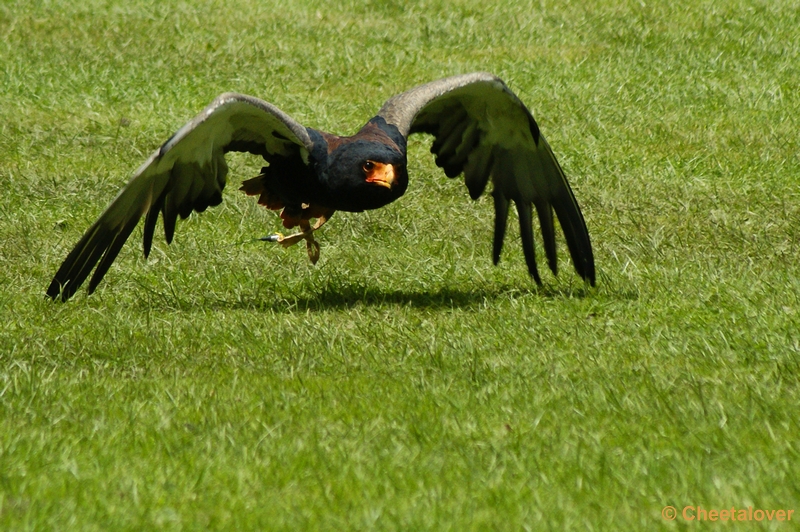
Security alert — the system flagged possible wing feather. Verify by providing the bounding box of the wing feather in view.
[443,121,480,175]
[516,201,542,284]
[463,144,494,200]
[378,72,595,286]
[88,216,140,294]
[47,94,312,300]
[142,193,165,258]
[491,189,510,265]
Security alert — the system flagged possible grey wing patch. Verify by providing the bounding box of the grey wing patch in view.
[160,94,313,160]
[377,72,505,137]
[378,73,595,286]
[47,94,312,301]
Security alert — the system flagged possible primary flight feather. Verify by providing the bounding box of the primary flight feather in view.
[47,72,595,301]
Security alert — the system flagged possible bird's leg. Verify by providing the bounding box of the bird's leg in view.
[262,212,333,264]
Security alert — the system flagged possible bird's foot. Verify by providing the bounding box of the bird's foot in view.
[306,238,320,264]
[261,212,331,265]
[262,231,310,248]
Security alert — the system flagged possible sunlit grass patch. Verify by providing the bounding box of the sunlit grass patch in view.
[1,0,798,529]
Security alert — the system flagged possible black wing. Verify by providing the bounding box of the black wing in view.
[378,72,595,286]
[47,93,313,301]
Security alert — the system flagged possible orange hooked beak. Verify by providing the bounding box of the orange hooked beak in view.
[363,161,396,189]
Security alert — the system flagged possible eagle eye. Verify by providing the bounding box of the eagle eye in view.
[362,161,375,173]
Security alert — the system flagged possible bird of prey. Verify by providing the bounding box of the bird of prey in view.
[47,72,595,301]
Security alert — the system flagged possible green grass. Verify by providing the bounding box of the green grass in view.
[2,0,799,529]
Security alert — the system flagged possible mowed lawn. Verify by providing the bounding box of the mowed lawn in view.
[1,0,798,529]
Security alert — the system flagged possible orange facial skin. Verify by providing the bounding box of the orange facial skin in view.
[363,161,396,189]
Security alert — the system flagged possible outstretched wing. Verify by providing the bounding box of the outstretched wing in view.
[378,72,595,286]
[47,93,313,301]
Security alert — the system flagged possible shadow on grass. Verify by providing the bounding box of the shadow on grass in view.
[130,279,620,313]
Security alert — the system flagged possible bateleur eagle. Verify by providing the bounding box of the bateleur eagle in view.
[47,72,595,301]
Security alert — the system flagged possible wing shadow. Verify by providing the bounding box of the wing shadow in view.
[132,279,603,313]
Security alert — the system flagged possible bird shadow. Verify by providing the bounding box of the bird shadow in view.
[132,278,616,314]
